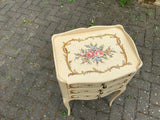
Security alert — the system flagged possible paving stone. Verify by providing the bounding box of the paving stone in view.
[135,31,145,46]
[85,99,110,113]
[72,100,96,120]
[45,81,61,95]
[7,68,25,81]
[149,104,160,119]
[35,57,54,70]
[40,44,52,58]
[0,56,13,76]
[123,86,138,99]
[15,110,29,120]
[11,52,29,69]
[0,80,20,102]
[21,62,40,74]
[48,71,57,82]
[141,53,152,72]
[0,101,18,119]
[150,84,160,106]
[135,112,158,120]
[1,47,19,57]
[17,72,35,95]
[137,90,150,114]
[153,37,160,49]
[27,37,46,48]
[29,102,46,120]
[34,17,49,26]
[129,78,150,91]
[123,98,136,120]
[96,112,109,120]
[12,94,35,111]
[152,65,160,76]
[0,3,14,15]
[110,104,123,120]
[43,94,62,119]
[26,47,41,63]
[28,87,51,104]
[0,74,11,88]
[153,50,160,67]
[141,71,160,84]
[51,98,77,120]
[0,15,8,22]
[34,69,50,88]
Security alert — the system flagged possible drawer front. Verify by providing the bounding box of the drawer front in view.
[100,85,125,98]
[101,78,129,90]
[68,83,101,89]
[69,88,99,95]
[70,94,98,100]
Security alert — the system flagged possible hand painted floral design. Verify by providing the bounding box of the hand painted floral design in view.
[75,43,116,64]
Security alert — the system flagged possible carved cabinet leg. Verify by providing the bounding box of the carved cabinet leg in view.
[109,87,126,107]
[63,98,71,116]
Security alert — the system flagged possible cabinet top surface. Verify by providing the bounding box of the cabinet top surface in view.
[52,25,142,84]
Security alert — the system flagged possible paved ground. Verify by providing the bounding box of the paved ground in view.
[0,0,160,120]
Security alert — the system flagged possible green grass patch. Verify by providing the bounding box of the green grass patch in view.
[143,78,147,82]
[6,76,11,79]
[119,0,131,7]
[61,109,68,116]
[135,16,141,20]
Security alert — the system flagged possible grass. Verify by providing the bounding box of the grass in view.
[43,1,48,4]
[135,16,141,20]
[128,95,134,99]
[146,9,151,16]
[69,0,74,1]
[26,60,30,63]
[25,109,29,112]
[143,78,147,82]
[41,88,45,91]
[61,110,68,116]
[131,35,136,39]
[89,19,94,26]
[119,0,131,7]
[93,8,96,11]
[9,65,13,68]
[9,102,12,105]
[24,20,29,24]
[153,26,157,32]
[68,25,73,28]
[17,52,20,56]
[6,76,11,79]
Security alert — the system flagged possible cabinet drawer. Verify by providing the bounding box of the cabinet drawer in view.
[69,88,99,95]
[68,83,101,89]
[70,94,98,100]
[101,78,129,90]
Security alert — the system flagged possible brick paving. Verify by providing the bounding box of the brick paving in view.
[0,0,160,120]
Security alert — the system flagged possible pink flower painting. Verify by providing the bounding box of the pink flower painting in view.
[75,43,116,64]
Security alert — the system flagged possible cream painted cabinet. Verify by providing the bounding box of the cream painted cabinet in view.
[51,25,142,116]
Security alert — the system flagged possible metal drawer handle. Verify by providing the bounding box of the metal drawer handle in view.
[102,83,107,89]
[99,90,103,94]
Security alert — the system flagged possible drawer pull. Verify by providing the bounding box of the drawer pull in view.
[70,90,80,94]
[102,83,107,89]
[97,95,101,99]
[71,95,79,98]
[99,90,103,94]
[69,84,78,88]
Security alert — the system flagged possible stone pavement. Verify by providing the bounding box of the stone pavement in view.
[0,0,160,120]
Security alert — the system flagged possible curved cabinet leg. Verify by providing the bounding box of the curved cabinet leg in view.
[63,98,71,116]
[109,87,126,107]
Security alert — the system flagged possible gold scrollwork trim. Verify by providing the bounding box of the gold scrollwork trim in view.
[62,34,131,76]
